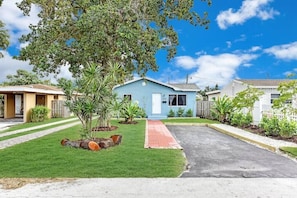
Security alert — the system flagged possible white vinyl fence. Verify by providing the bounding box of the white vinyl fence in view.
[262,110,297,122]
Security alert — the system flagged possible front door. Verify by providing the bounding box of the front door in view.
[152,93,161,114]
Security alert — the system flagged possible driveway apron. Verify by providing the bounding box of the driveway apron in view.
[167,125,297,178]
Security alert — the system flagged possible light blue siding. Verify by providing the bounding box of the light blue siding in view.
[113,78,197,119]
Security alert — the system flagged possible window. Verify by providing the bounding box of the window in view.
[169,95,177,106]
[178,95,186,105]
[169,94,186,106]
[271,94,280,104]
[124,94,132,101]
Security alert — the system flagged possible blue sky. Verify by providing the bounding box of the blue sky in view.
[1,0,297,88]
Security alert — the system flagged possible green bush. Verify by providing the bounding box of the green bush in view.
[168,109,175,117]
[279,119,297,138]
[230,112,252,127]
[259,116,280,136]
[185,109,193,117]
[176,107,185,117]
[121,101,145,122]
[30,105,50,122]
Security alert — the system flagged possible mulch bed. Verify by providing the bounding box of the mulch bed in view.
[91,126,118,131]
[238,125,297,144]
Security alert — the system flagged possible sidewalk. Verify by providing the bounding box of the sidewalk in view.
[209,124,297,152]
[0,118,80,149]
[1,178,297,198]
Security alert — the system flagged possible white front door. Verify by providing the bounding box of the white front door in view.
[152,93,161,114]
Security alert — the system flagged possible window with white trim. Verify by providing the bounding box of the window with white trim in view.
[169,94,186,106]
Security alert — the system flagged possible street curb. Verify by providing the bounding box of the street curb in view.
[208,124,277,152]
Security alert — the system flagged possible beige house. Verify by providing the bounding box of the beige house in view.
[0,84,68,122]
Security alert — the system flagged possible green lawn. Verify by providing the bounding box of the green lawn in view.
[0,116,77,133]
[162,117,219,124]
[280,147,297,157]
[0,120,185,178]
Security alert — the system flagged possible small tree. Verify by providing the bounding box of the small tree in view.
[273,80,297,114]
[232,86,264,114]
[59,62,122,138]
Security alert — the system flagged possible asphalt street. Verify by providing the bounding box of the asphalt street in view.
[167,125,297,178]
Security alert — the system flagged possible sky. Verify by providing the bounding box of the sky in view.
[0,0,297,89]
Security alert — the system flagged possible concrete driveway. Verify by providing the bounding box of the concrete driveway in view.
[167,125,297,178]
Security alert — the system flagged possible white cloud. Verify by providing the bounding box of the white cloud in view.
[249,46,262,52]
[0,0,40,46]
[173,53,258,88]
[216,0,279,29]
[174,56,197,70]
[0,50,33,82]
[264,41,297,60]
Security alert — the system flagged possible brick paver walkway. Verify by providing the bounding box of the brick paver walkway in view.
[145,120,182,149]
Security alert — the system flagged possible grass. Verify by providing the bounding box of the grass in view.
[280,147,297,157]
[0,120,185,178]
[162,117,220,124]
[0,116,77,133]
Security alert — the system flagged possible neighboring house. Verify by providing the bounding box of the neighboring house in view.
[113,77,199,119]
[0,84,68,122]
[206,79,295,124]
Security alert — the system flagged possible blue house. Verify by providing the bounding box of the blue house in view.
[113,77,199,119]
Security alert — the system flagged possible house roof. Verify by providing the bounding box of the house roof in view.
[168,83,199,91]
[114,77,199,92]
[0,84,64,95]
[205,90,221,95]
[235,79,294,87]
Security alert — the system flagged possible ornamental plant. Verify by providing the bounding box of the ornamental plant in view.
[230,112,252,128]
[259,116,280,136]
[279,118,297,138]
[30,105,50,122]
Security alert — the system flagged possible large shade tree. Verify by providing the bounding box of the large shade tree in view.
[0,0,9,58]
[16,0,211,78]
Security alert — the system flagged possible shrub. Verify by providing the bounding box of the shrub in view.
[185,109,193,117]
[279,119,297,138]
[30,105,50,122]
[230,112,252,127]
[259,116,280,136]
[121,101,144,122]
[176,107,185,117]
[168,109,175,117]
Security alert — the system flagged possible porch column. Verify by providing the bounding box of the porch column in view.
[46,94,54,118]
[23,93,36,122]
[4,94,15,119]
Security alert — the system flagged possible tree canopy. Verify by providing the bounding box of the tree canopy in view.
[17,0,211,78]
[0,0,9,58]
[2,69,44,85]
